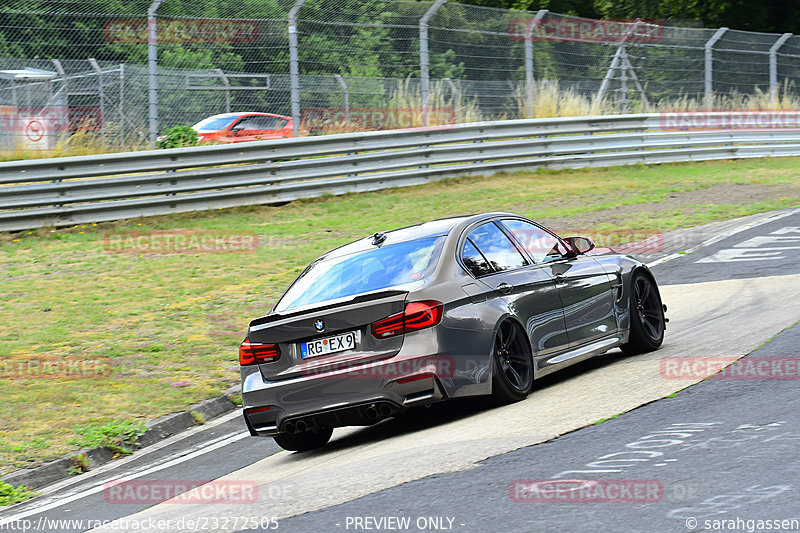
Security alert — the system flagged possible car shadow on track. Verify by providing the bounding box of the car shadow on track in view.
[282,349,633,457]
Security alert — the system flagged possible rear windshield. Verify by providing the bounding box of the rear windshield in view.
[192,116,238,131]
[275,237,443,312]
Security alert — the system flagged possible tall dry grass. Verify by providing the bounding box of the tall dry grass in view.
[513,79,800,119]
[388,77,483,125]
[0,128,148,162]
[302,77,483,134]
[513,80,619,118]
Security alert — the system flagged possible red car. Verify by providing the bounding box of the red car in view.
[191,112,305,143]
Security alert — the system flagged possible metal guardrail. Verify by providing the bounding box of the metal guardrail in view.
[2,113,799,232]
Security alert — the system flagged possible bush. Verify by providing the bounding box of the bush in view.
[0,481,38,506]
[69,420,148,456]
[156,125,199,149]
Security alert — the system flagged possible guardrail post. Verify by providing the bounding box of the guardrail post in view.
[147,0,162,148]
[704,27,728,109]
[524,10,547,118]
[334,74,349,126]
[770,33,792,107]
[420,0,446,126]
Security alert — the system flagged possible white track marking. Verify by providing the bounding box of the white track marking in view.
[646,207,800,268]
[0,432,249,526]
[29,410,245,499]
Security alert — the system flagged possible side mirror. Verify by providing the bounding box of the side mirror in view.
[564,236,595,255]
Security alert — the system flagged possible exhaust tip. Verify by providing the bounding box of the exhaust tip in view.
[378,403,392,417]
[283,421,296,434]
[365,405,379,419]
[295,419,308,432]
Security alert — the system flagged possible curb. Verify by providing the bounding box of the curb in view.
[0,386,242,491]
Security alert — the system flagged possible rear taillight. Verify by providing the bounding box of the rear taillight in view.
[239,338,281,365]
[371,300,443,339]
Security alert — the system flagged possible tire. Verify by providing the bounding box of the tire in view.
[273,427,333,452]
[490,320,534,404]
[620,271,665,355]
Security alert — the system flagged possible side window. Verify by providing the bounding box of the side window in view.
[461,239,493,277]
[501,219,567,263]
[231,117,260,130]
[465,222,527,273]
[245,116,288,130]
[253,116,288,129]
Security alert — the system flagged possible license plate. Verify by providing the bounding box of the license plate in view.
[300,330,361,359]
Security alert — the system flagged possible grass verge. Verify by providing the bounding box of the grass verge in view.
[0,157,798,476]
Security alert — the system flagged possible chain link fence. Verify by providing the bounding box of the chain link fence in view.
[2,0,800,152]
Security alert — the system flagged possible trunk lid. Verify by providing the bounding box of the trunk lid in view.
[247,290,407,380]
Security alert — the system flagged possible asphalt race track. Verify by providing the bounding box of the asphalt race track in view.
[269,320,800,533]
[1,208,799,533]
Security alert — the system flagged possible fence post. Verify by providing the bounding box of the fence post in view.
[50,59,68,159]
[769,33,793,107]
[524,9,547,119]
[597,19,642,105]
[420,0,446,126]
[442,77,457,122]
[704,27,728,109]
[215,68,231,113]
[334,74,349,126]
[88,58,105,145]
[51,59,67,99]
[147,0,163,147]
[289,0,306,137]
[119,63,125,142]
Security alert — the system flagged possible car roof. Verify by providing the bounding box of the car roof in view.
[202,112,290,119]
[317,212,529,261]
[320,215,472,261]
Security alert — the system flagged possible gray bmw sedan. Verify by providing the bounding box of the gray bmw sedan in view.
[240,212,666,451]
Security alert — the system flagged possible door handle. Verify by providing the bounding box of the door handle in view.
[553,273,567,284]
[496,282,514,294]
